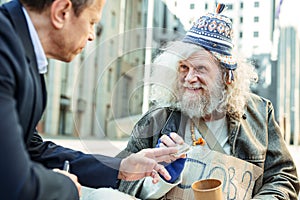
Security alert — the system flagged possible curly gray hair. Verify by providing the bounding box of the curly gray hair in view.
[149,41,258,119]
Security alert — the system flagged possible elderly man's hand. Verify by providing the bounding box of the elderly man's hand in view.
[156,132,188,183]
[118,147,178,184]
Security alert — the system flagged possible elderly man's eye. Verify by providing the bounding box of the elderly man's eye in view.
[195,65,206,71]
[179,64,189,72]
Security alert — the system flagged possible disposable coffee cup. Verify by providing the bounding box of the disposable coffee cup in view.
[191,178,223,200]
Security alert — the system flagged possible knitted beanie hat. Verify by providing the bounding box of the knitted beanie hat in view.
[182,3,237,74]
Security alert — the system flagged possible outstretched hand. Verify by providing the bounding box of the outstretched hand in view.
[118,147,178,184]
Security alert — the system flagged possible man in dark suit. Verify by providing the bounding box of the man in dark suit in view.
[0,0,181,199]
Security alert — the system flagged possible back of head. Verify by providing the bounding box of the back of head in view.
[19,0,94,16]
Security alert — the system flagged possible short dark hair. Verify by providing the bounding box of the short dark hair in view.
[19,0,94,16]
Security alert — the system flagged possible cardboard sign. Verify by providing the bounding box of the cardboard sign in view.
[165,146,263,200]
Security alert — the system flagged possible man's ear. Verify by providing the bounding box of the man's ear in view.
[50,0,72,29]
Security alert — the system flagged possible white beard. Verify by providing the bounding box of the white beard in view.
[178,81,225,119]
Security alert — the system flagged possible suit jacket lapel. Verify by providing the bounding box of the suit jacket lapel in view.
[3,0,46,143]
[2,0,37,68]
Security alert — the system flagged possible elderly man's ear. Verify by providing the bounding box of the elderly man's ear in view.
[50,0,72,29]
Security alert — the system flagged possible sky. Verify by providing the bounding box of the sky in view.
[279,0,300,33]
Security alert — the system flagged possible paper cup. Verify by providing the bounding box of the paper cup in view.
[191,179,223,200]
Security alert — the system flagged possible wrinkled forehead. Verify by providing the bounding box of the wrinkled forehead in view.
[181,50,220,68]
[163,41,203,60]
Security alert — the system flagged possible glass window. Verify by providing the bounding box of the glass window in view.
[111,11,116,28]
[109,40,114,57]
[137,11,141,24]
[240,2,244,9]
[254,16,259,22]
[240,17,243,23]
[239,32,243,38]
[253,31,259,37]
[227,4,233,10]
[190,3,195,9]
[107,68,112,92]
[254,2,259,7]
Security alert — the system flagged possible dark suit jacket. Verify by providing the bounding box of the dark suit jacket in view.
[0,1,121,199]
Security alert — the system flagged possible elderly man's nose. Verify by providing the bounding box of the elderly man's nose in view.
[185,70,198,82]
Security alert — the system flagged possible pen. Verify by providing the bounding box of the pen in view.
[63,160,70,172]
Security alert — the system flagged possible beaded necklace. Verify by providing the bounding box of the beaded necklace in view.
[190,119,205,146]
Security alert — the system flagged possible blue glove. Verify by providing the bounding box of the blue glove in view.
[162,158,186,183]
[156,138,187,183]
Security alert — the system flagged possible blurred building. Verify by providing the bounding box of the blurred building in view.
[40,0,184,138]
[276,27,300,145]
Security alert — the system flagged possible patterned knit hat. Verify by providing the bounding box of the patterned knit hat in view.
[182,3,237,74]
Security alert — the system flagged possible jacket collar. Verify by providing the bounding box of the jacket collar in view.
[3,0,37,68]
[160,109,189,138]
[227,115,241,155]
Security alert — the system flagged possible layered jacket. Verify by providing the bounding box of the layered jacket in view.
[117,93,299,200]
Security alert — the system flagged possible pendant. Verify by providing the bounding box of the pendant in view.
[192,138,205,146]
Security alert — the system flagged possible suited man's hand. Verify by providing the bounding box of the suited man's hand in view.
[118,147,178,184]
[53,169,82,197]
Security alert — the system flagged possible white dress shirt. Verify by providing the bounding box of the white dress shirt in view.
[22,7,48,74]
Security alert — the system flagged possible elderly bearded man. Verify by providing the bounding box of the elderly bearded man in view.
[116,4,300,200]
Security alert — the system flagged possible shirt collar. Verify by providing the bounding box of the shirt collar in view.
[22,7,48,74]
